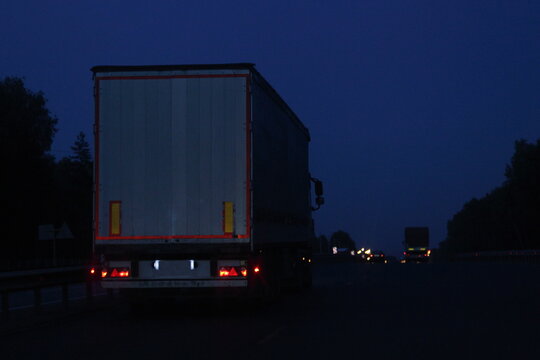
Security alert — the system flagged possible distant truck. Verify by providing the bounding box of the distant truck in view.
[90,63,324,301]
[402,227,430,263]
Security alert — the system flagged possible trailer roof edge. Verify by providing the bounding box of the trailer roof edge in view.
[90,63,310,140]
[91,63,256,73]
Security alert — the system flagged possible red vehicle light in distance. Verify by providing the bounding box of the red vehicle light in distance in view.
[101,268,130,278]
[219,266,248,277]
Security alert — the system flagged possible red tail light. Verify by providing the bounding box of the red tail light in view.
[219,268,230,277]
[89,267,96,275]
[101,268,130,278]
[219,266,248,277]
[253,266,260,273]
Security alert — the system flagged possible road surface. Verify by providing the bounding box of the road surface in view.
[1,261,539,359]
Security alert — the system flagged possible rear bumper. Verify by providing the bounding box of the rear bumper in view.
[120,286,254,300]
[102,279,248,289]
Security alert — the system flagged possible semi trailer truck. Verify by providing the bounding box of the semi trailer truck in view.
[402,227,430,263]
[90,63,323,300]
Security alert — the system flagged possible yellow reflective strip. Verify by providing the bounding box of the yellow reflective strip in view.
[223,201,234,234]
[110,201,121,236]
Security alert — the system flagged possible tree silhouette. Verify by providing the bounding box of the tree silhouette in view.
[0,77,58,267]
[445,138,540,255]
[311,234,329,253]
[69,132,92,164]
[330,230,356,251]
[0,77,57,157]
[319,235,329,253]
[54,132,93,261]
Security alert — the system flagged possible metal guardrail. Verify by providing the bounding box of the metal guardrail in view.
[0,266,108,320]
[453,249,540,264]
[0,258,88,273]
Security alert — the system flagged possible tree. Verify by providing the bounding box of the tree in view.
[444,138,540,255]
[0,77,57,159]
[0,77,58,266]
[69,131,92,164]
[54,132,93,260]
[311,234,329,254]
[318,235,329,254]
[504,139,540,249]
[330,230,356,251]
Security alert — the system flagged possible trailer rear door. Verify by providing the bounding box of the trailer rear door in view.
[94,70,251,244]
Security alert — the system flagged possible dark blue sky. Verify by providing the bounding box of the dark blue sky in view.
[2,1,539,256]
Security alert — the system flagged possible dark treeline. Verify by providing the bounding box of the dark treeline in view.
[440,139,540,255]
[312,230,355,254]
[0,77,92,270]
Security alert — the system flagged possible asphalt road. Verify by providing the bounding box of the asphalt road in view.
[1,261,539,360]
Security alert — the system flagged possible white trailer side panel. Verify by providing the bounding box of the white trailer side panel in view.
[95,71,250,244]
